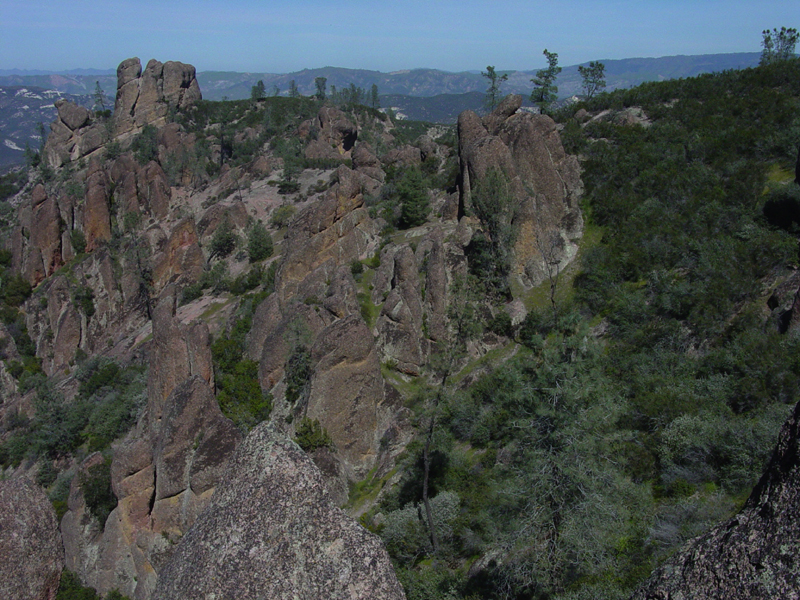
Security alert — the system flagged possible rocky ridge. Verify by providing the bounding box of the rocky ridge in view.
[0,55,587,599]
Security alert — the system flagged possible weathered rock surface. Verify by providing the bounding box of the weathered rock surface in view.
[630,400,800,600]
[152,422,406,600]
[0,478,64,600]
[43,99,108,168]
[114,58,201,136]
[302,106,358,160]
[277,164,380,304]
[61,288,240,599]
[308,314,385,475]
[458,95,583,288]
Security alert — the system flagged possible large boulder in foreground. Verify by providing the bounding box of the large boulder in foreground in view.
[153,422,406,600]
[0,478,64,600]
[631,400,800,600]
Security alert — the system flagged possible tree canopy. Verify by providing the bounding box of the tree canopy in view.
[530,49,561,113]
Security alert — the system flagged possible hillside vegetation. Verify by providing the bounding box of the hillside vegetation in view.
[0,55,799,600]
[369,59,800,599]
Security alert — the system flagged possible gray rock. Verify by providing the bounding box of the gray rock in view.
[0,478,64,600]
[152,422,406,600]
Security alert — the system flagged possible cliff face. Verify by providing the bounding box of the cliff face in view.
[631,399,800,600]
[0,479,64,600]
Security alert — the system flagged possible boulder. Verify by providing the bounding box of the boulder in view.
[0,478,64,600]
[152,422,406,600]
[56,98,92,131]
[631,400,800,600]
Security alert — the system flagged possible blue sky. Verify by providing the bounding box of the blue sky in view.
[1,0,796,73]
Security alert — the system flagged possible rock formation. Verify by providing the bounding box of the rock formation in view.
[114,58,201,137]
[152,422,406,600]
[60,288,240,599]
[630,400,800,600]
[43,57,200,169]
[43,99,109,169]
[0,478,64,600]
[458,94,583,288]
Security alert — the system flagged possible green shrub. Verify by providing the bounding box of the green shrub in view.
[295,417,333,451]
[247,221,273,262]
[398,168,429,229]
[285,345,311,403]
[270,204,296,229]
[70,229,87,254]
[81,457,116,525]
[130,124,158,165]
[72,286,95,318]
[208,219,237,259]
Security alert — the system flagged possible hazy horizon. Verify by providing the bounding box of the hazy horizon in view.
[1,1,795,74]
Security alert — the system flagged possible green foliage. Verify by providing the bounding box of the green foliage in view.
[130,124,159,165]
[1,273,32,306]
[294,417,333,452]
[760,26,799,65]
[578,61,606,99]
[0,169,26,202]
[208,218,237,260]
[56,569,133,600]
[211,300,273,431]
[398,168,430,229]
[70,229,87,254]
[482,65,508,112]
[247,221,273,262]
[72,286,95,318]
[270,204,297,229]
[0,361,146,467]
[81,457,116,525]
[251,79,266,101]
[531,49,561,112]
[466,168,517,298]
[285,345,311,403]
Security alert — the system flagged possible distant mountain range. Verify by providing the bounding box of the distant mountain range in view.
[0,53,762,168]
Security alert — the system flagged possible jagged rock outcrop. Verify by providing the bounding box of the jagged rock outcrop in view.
[18,184,64,284]
[114,58,201,137]
[307,313,385,475]
[303,106,358,160]
[151,217,204,292]
[43,57,200,169]
[83,160,112,251]
[44,99,108,169]
[61,288,240,599]
[0,478,64,600]
[277,164,380,304]
[374,245,427,374]
[152,422,406,600]
[458,94,583,288]
[631,400,800,600]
